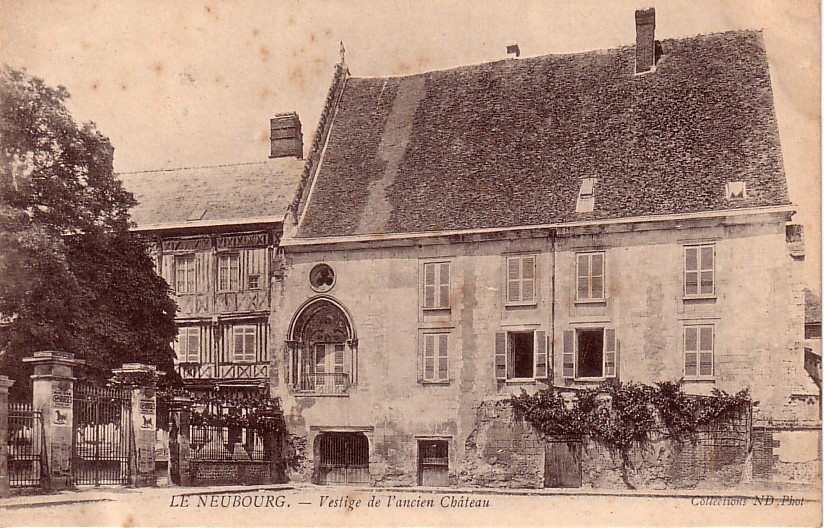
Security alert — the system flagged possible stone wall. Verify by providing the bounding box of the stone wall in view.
[190,461,272,486]
[459,399,544,488]
[751,427,821,485]
[461,400,753,490]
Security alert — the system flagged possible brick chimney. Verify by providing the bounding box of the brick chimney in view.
[635,8,656,74]
[270,112,303,159]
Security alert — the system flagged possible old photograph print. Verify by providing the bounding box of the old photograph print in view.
[0,0,820,526]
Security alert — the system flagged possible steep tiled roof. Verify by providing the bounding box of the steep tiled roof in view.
[119,159,304,229]
[297,30,789,238]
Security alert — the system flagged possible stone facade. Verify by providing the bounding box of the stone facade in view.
[270,211,819,488]
[263,10,819,489]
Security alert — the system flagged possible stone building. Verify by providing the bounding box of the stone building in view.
[119,114,304,395]
[270,9,820,488]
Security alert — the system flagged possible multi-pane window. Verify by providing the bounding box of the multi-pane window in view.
[562,328,617,379]
[494,330,548,380]
[218,254,240,292]
[174,255,196,293]
[684,325,714,378]
[576,252,605,301]
[684,244,715,297]
[248,274,261,290]
[422,333,449,382]
[506,255,536,304]
[423,262,450,309]
[175,326,201,363]
[233,325,256,363]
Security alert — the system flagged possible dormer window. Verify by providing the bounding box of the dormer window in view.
[575,178,596,213]
[725,181,747,200]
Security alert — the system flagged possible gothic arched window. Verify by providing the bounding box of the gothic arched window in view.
[288,299,356,395]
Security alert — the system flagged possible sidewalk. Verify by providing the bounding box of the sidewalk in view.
[1,481,819,510]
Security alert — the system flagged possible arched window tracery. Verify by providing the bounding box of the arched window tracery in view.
[287,298,357,394]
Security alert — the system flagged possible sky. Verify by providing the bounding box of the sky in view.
[1,0,820,287]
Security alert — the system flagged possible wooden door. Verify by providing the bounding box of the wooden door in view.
[544,440,582,488]
[418,440,449,487]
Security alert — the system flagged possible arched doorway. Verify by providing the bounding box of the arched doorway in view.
[315,432,369,485]
[287,298,357,394]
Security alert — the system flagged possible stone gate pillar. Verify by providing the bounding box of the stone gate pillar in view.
[113,363,158,487]
[168,396,192,487]
[0,376,14,497]
[23,351,84,490]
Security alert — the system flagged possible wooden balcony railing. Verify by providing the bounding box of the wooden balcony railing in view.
[177,363,269,380]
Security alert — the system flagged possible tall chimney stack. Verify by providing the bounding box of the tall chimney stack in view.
[635,8,656,74]
[270,112,303,159]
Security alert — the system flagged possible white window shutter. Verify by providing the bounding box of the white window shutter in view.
[534,330,548,379]
[439,263,450,308]
[437,334,449,380]
[507,258,521,302]
[424,334,435,381]
[521,256,535,302]
[562,330,575,378]
[423,263,436,308]
[604,328,617,378]
[495,332,507,380]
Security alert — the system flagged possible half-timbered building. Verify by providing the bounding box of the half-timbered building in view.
[119,114,304,394]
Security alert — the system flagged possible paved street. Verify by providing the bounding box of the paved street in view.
[1,484,820,527]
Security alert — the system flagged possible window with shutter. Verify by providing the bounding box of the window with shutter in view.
[421,332,449,383]
[576,329,604,378]
[233,325,256,363]
[495,332,507,380]
[174,254,197,293]
[562,330,575,378]
[218,253,240,292]
[566,328,618,379]
[508,331,534,379]
[175,326,201,363]
[604,328,617,378]
[495,331,542,381]
[534,330,548,379]
[576,252,605,301]
[505,255,537,305]
[422,261,450,309]
[684,243,715,297]
[684,325,714,378]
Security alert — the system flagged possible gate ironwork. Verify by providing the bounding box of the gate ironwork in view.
[8,402,44,487]
[317,432,369,485]
[72,381,133,485]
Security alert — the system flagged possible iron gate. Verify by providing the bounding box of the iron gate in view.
[72,381,133,485]
[8,403,44,487]
[316,432,369,485]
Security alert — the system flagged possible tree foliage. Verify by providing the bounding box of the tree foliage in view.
[0,67,177,397]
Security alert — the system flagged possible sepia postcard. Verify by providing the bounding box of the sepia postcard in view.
[0,0,820,526]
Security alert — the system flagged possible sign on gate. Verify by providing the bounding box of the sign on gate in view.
[139,399,155,430]
[51,385,72,427]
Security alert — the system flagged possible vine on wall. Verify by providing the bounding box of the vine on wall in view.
[511,380,752,450]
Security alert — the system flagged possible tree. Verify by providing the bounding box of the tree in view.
[0,67,178,398]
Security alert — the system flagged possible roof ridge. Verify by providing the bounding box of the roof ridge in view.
[117,160,281,176]
[347,28,763,82]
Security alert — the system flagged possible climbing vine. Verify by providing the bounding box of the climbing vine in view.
[187,392,285,433]
[511,380,752,450]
